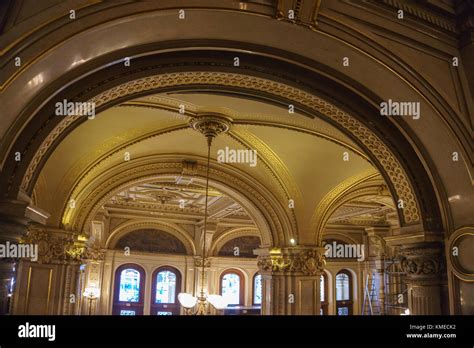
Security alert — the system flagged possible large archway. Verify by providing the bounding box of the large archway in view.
[1,2,471,319]
[1,51,442,236]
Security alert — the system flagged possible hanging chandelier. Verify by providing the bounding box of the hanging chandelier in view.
[178,113,233,315]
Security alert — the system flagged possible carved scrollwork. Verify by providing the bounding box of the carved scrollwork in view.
[257,247,325,276]
[21,226,76,264]
[194,257,211,268]
[82,247,105,261]
[399,243,445,281]
[21,225,105,264]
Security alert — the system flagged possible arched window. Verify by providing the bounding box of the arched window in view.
[151,266,182,315]
[320,272,328,315]
[336,270,353,315]
[220,269,244,306]
[253,273,262,305]
[113,264,145,315]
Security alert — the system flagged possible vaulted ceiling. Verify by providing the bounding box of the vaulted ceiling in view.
[33,91,393,244]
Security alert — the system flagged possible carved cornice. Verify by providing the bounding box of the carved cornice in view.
[257,247,326,276]
[367,0,457,34]
[20,226,84,264]
[82,247,106,261]
[277,0,321,28]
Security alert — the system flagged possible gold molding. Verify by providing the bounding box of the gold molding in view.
[449,228,474,277]
[310,169,381,241]
[24,266,32,312]
[65,157,282,246]
[23,71,420,225]
[228,128,300,234]
[46,269,53,314]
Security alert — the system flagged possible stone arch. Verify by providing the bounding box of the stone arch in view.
[63,154,289,247]
[19,70,423,230]
[311,169,388,244]
[0,9,448,241]
[105,219,196,255]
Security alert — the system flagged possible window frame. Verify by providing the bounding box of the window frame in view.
[320,272,328,315]
[219,268,245,306]
[252,273,262,306]
[335,269,353,315]
[150,265,182,315]
[112,263,146,315]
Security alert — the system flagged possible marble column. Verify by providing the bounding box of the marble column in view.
[399,242,447,315]
[256,246,326,315]
[0,216,30,315]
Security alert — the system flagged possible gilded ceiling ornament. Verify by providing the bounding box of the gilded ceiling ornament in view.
[188,113,233,142]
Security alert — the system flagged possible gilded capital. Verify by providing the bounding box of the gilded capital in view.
[257,246,326,276]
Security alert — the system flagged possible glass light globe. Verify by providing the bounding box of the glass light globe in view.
[207,294,228,310]
[83,287,100,298]
[178,293,198,308]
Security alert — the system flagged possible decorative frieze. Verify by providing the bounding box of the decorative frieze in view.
[257,247,326,276]
[194,257,211,268]
[20,226,104,264]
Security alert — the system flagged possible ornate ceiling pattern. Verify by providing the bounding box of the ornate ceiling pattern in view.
[28,72,420,232]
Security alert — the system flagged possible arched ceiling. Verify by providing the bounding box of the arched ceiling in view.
[33,92,381,243]
[106,181,253,225]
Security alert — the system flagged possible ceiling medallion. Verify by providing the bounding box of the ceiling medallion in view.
[188,113,233,144]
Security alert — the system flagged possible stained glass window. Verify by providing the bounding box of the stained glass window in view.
[221,273,241,305]
[119,268,141,302]
[253,274,262,305]
[155,270,177,304]
[337,307,349,316]
[336,272,350,301]
[336,270,352,316]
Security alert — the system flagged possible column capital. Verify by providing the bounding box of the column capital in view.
[21,225,86,264]
[194,257,211,268]
[399,242,445,285]
[256,246,326,276]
